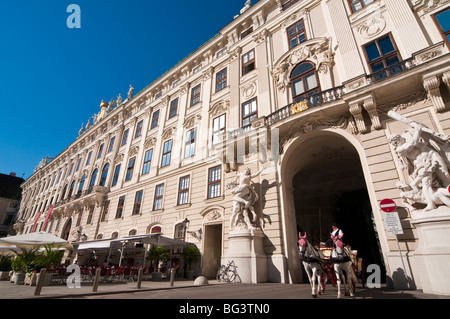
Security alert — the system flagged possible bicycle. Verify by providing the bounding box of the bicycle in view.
[216,261,241,283]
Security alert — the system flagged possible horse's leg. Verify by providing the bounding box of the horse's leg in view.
[304,263,315,297]
[334,264,342,299]
[311,267,318,298]
[316,268,322,295]
[348,264,356,298]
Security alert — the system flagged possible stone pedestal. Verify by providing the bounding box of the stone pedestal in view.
[410,207,450,295]
[222,228,267,283]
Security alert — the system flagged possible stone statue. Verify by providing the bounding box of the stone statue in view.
[117,93,123,106]
[240,0,251,14]
[86,118,92,130]
[78,123,85,136]
[128,85,134,99]
[388,111,450,211]
[227,166,265,230]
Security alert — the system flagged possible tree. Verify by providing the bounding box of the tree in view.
[146,246,169,272]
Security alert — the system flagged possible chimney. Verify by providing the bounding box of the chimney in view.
[9,172,16,177]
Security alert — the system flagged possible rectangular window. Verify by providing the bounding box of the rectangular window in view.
[281,0,300,10]
[121,128,129,146]
[107,136,116,153]
[97,144,104,159]
[190,84,201,107]
[112,164,121,186]
[216,68,227,92]
[134,120,143,138]
[242,98,258,127]
[76,157,82,172]
[151,110,160,129]
[142,149,153,175]
[208,166,221,199]
[241,27,253,39]
[76,210,83,227]
[364,33,401,76]
[212,114,226,145]
[153,184,164,210]
[161,140,173,167]
[101,200,110,222]
[184,128,196,158]
[287,19,307,49]
[125,157,135,181]
[86,205,95,224]
[169,98,178,119]
[242,49,255,76]
[86,151,92,165]
[68,162,74,175]
[348,0,374,13]
[132,190,143,215]
[115,196,125,219]
[433,8,450,48]
[177,176,190,205]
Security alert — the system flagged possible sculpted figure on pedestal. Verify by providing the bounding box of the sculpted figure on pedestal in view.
[388,111,450,211]
[227,167,265,230]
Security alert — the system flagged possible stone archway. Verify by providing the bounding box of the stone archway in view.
[279,129,386,283]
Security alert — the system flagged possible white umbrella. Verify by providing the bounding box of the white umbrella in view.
[0,232,71,249]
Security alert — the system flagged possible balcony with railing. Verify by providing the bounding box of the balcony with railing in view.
[266,85,345,126]
[53,186,109,210]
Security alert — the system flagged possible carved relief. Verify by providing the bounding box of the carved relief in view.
[241,81,257,99]
[413,0,450,17]
[162,126,177,140]
[183,114,202,129]
[129,145,140,157]
[144,136,157,149]
[357,14,386,39]
[209,100,230,116]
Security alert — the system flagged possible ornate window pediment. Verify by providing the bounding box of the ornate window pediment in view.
[271,37,333,92]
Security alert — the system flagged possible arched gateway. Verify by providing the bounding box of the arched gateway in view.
[279,129,386,284]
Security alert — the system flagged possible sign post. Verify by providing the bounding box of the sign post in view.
[380,199,410,289]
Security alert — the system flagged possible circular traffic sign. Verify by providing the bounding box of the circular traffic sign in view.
[380,198,396,212]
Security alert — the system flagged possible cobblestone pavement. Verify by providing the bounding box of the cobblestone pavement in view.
[1,279,449,300]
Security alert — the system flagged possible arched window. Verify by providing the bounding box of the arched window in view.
[88,169,98,193]
[111,231,119,239]
[77,175,85,195]
[99,163,109,187]
[150,226,161,234]
[129,229,137,236]
[290,62,320,103]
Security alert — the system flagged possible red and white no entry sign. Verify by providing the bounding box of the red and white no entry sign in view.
[380,198,396,212]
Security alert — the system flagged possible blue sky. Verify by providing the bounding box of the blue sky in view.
[0,0,256,180]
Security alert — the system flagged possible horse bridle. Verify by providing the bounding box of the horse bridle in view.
[300,241,322,262]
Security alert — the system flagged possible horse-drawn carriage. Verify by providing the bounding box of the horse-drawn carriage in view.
[319,246,365,287]
[298,233,365,299]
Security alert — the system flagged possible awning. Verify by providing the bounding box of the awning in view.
[73,233,193,251]
[75,239,115,250]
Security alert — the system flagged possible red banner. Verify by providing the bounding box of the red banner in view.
[31,211,42,232]
[42,206,54,231]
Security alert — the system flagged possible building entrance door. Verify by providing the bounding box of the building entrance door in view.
[281,131,386,283]
[202,224,222,279]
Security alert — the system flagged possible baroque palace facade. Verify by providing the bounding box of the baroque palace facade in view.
[14,0,450,294]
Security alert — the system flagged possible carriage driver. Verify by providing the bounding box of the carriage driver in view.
[325,223,343,247]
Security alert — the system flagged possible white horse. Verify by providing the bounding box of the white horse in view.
[331,234,358,299]
[298,232,325,298]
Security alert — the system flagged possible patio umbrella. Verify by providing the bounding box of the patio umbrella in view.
[0,232,72,249]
